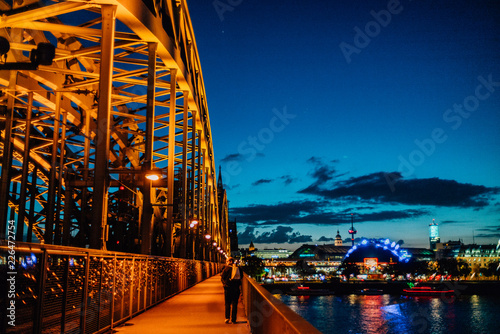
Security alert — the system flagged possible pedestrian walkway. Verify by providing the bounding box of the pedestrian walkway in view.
[112,274,251,334]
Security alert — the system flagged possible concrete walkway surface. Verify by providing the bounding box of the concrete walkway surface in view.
[112,274,251,334]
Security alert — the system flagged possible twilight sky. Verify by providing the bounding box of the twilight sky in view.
[187,0,500,250]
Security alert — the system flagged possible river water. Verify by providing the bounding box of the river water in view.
[276,293,500,334]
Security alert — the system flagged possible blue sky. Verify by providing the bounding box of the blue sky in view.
[187,0,500,250]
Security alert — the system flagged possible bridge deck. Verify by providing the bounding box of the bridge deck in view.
[112,274,250,334]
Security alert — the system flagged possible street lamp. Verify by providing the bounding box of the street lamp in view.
[190,219,199,228]
[145,173,160,181]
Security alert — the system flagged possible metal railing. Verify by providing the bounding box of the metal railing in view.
[241,274,322,334]
[0,242,221,334]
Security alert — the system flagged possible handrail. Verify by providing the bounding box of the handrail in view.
[1,243,222,333]
[241,274,322,334]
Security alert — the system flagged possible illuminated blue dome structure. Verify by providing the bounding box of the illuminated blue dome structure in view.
[343,238,411,264]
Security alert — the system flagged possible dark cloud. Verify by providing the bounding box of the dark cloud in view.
[475,226,500,240]
[251,176,295,187]
[237,225,312,244]
[307,156,337,184]
[252,179,273,186]
[301,157,347,192]
[342,237,364,244]
[230,200,330,225]
[230,200,427,227]
[440,220,474,225]
[317,236,334,242]
[357,210,427,222]
[221,153,245,163]
[221,152,265,163]
[300,168,498,208]
[476,232,500,239]
[237,226,257,245]
[280,175,295,185]
[341,237,405,245]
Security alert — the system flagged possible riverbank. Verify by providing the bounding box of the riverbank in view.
[262,280,500,296]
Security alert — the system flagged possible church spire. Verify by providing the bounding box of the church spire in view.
[217,165,223,191]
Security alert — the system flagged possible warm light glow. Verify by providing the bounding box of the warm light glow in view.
[145,173,160,181]
[364,258,378,268]
[204,234,211,240]
[190,220,199,228]
[213,242,217,247]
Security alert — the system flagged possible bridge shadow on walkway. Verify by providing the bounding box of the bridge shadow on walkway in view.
[112,274,250,334]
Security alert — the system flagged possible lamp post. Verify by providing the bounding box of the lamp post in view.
[188,219,198,259]
[204,233,212,261]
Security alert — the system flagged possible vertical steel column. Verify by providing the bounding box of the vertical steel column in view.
[140,42,157,255]
[180,91,189,258]
[17,92,33,240]
[46,91,61,244]
[197,133,202,221]
[201,152,207,260]
[81,109,91,237]
[166,69,177,257]
[189,119,196,259]
[197,143,203,259]
[62,172,71,245]
[190,114,196,219]
[9,182,17,222]
[55,111,67,244]
[207,181,212,261]
[27,165,37,243]
[0,71,16,237]
[91,4,116,250]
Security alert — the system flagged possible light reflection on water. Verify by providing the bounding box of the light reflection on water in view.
[276,294,500,334]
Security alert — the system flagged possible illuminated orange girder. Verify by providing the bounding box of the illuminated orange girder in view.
[0,0,227,259]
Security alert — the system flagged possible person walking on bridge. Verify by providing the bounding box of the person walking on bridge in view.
[221,257,242,324]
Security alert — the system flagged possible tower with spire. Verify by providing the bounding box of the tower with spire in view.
[335,229,343,246]
[429,219,440,251]
[348,213,357,246]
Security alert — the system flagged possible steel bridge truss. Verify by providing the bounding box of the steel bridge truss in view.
[0,0,228,259]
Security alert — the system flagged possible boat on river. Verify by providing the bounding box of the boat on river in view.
[354,288,384,295]
[402,286,455,297]
[287,285,334,296]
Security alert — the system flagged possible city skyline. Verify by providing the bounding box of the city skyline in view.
[187,0,500,250]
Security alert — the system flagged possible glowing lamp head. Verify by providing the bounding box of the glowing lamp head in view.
[145,173,160,181]
[204,234,211,240]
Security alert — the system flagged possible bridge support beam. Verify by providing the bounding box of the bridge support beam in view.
[0,71,16,237]
[180,90,189,258]
[166,69,177,257]
[140,42,157,255]
[91,4,117,250]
